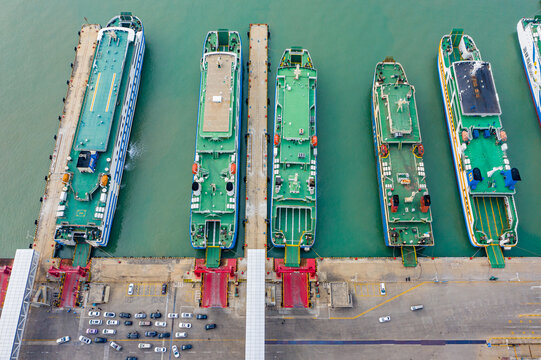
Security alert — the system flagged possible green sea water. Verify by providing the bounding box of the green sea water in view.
[1,1,540,261]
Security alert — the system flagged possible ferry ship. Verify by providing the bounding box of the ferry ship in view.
[517,16,541,124]
[270,48,317,267]
[371,59,433,266]
[438,29,520,264]
[54,13,145,248]
[190,30,242,268]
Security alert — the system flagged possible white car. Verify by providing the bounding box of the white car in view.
[134,312,146,319]
[178,322,192,328]
[168,313,179,319]
[103,329,116,335]
[89,319,102,325]
[138,343,151,349]
[56,336,70,344]
[106,319,119,326]
[175,332,188,338]
[172,344,180,358]
[104,312,116,318]
[88,311,100,317]
[181,312,193,318]
[128,283,134,295]
[86,328,98,334]
[410,304,424,311]
[78,335,92,345]
[380,283,386,296]
[378,316,391,323]
[154,347,167,353]
[110,341,122,351]
[155,321,167,327]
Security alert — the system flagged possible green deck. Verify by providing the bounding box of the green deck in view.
[190,30,241,251]
[372,61,434,249]
[271,48,317,267]
[72,241,92,268]
[440,29,519,249]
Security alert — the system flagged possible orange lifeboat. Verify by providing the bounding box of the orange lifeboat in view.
[500,130,507,142]
[100,175,109,187]
[192,163,199,174]
[414,144,425,157]
[379,144,389,157]
[274,134,280,145]
[62,173,70,184]
[230,163,236,174]
[311,135,318,147]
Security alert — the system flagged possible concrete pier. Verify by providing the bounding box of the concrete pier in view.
[33,24,100,281]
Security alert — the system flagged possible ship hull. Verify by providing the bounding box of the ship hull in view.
[517,19,541,125]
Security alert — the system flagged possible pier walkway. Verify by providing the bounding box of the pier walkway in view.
[244,24,268,360]
[33,25,100,281]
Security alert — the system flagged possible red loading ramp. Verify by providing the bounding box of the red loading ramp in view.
[282,272,309,308]
[202,272,228,308]
[48,263,89,308]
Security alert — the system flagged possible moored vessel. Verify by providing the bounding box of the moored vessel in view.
[517,16,541,124]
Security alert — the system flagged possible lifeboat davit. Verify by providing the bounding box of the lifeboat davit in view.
[311,135,318,147]
[230,163,236,174]
[274,134,280,146]
[192,163,199,174]
[100,175,108,187]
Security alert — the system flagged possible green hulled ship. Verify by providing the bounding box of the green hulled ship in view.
[271,48,317,267]
[438,29,521,267]
[190,30,242,268]
[371,59,434,267]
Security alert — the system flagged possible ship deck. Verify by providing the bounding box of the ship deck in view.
[201,54,234,134]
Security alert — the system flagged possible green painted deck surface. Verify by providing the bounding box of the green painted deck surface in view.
[401,246,418,267]
[190,31,241,250]
[486,244,505,268]
[373,62,433,247]
[271,48,317,257]
[205,246,221,268]
[72,241,91,267]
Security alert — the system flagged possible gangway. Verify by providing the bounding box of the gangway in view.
[486,244,505,268]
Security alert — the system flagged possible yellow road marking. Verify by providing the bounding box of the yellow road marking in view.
[90,72,101,112]
[482,197,492,239]
[475,197,484,234]
[519,314,541,317]
[496,197,505,232]
[105,73,116,112]
[489,197,499,236]
[330,282,428,320]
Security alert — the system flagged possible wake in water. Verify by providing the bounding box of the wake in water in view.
[124,141,145,171]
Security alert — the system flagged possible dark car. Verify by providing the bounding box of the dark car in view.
[119,312,131,318]
[205,323,217,330]
[150,312,162,319]
[124,320,133,326]
[181,344,192,351]
[144,331,157,338]
[126,357,137,360]
[196,314,207,320]
[161,284,167,295]
[94,337,107,343]
[127,332,140,339]
[158,332,170,339]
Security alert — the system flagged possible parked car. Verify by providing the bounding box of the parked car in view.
[205,323,217,330]
[167,313,179,319]
[88,311,100,317]
[175,332,188,338]
[56,336,70,344]
[124,320,133,326]
[119,312,131,318]
[161,283,167,295]
[134,312,146,319]
[127,332,140,339]
[181,313,193,318]
[94,337,107,343]
[89,319,102,325]
[104,312,116,318]
[380,283,386,296]
[128,283,134,295]
[126,357,137,360]
[155,321,167,327]
[106,320,119,326]
[110,341,122,351]
[144,331,157,338]
[139,321,151,326]
[86,328,98,335]
[103,329,116,335]
[155,347,167,353]
[378,316,391,323]
[158,332,170,339]
[78,335,92,345]
[178,322,192,328]
[150,311,162,319]
[138,343,151,349]
[410,304,424,311]
[181,344,193,351]
[196,314,207,320]
[172,344,180,358]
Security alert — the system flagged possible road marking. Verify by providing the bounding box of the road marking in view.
[105,73,116,112]
[519,314,541,317]
[90,72,101,112]
[330,281,429,320]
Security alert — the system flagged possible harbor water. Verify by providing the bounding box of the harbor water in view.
[1,0,540,260]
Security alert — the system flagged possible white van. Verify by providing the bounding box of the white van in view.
[138,343,151,349]
[410,304,424,311]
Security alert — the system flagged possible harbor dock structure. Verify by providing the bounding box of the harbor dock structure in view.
[371,59,434,267]
[438,29,521,268]
[33,24,100,281]
[53,13,145,252]
[517,16,541,125]
[245,24,268,360]
[270,47,317,268]
[190,29,242,269]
